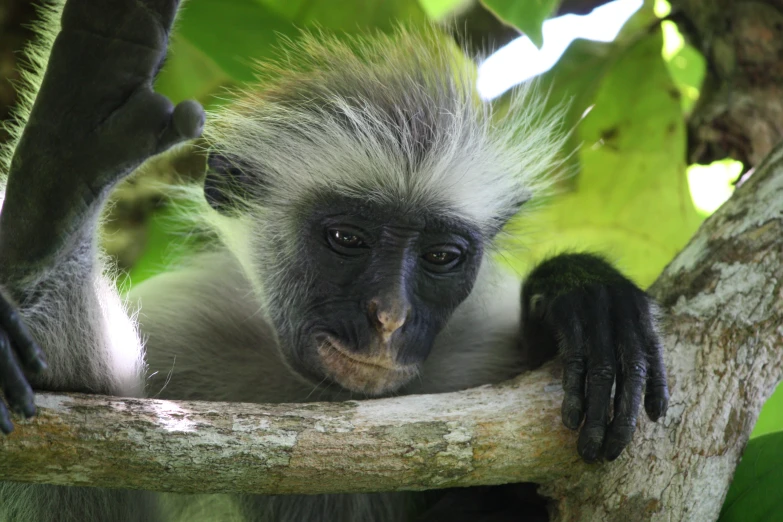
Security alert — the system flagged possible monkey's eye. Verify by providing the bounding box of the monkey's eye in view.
[327,228,368,253]
[422,249,462,270]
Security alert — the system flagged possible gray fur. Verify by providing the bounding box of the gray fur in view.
[0,5,564,522]
[0,483,160,522]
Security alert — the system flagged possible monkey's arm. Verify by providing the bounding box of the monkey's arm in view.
[520,253,670,462]
[0,0,203,430]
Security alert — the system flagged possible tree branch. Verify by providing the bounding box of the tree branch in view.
[0,364,584,494]
[0,140,782,520]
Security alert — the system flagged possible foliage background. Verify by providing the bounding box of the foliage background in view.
[0,0,779,518]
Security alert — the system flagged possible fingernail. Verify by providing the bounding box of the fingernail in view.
[579,440,602,462]
[0,418,13,435]
[604,442,623,461]
[563,409,582,430]
[645,398,667,420]
[22,401,36,419]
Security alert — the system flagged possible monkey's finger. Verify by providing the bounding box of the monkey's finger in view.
[0,330,36,420]
[62,0,181,57]
[604,313,646,461]
[157,100,206,154]
[551,296,587,431]
[0,290,46,373]
[108,92,203,172]
[641,312,669,421]
[577,287,616,463]
[0,399,12,435]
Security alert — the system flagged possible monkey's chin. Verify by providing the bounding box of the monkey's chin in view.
[316,338,419,396]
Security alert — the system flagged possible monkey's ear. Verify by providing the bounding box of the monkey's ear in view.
[204,152,257,214]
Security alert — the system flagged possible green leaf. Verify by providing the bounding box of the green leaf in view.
[615,0,658,43]
[481,0,559,48]
[259,0,426,28]
[156,0,427,102]
[660,20,705,114]
[502,29,702,288]
[751,383,783,439]
[417,0,466,19]
[172,0,298,84]
[720,432,783,522]
[536,38,616,175]
[500,2,660,176]
[154,34,233,106]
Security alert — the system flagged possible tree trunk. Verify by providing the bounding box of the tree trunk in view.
[0,136,781,520]
[544,142,783,520]
[675,0,783,168]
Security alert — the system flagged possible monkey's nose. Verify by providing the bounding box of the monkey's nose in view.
[368,297,410,342]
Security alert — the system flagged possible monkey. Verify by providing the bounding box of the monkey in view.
[0,0,669,521]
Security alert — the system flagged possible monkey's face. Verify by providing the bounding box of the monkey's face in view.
[263,196,485,397]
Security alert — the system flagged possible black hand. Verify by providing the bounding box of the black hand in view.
[520,253,669,462]
[1,0,204,267]
[0,289,47,433]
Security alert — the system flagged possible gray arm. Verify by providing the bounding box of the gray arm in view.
[0,2,201,519]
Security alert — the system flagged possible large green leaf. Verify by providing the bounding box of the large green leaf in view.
[720,431,783,522]
[154,34,233,106]
[481,0,559,48]
[535,38,616,176]
[751,383,783,439]
[503,29,702,288]
[156,0,426,104]
[660,20,705,114]
[154,0,295,104]
[257,0,425,28]
[417,0,466,19]
[507,1,659,178]
[172,0,298,84]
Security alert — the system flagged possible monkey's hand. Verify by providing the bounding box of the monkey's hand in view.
[1,0,204,265]
[0,289,47,434]
[519,253,669,462]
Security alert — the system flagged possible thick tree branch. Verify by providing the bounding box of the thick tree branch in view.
[0,140,781,521]
[0,365,582,494]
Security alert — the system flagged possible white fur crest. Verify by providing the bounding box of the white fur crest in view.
[202,26,567,236]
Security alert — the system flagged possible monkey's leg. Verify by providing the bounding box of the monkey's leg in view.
[0,0,202,520]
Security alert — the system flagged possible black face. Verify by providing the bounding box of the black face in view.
[268,195,485,396]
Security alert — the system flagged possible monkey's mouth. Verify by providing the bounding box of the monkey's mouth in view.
[316,337,418,396]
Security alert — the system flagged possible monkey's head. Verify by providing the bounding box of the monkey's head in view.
[201,28,564,396]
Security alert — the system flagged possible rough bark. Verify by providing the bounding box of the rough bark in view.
[543,139,783,521]
[0,365,580,494]
[0,138,781,520]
